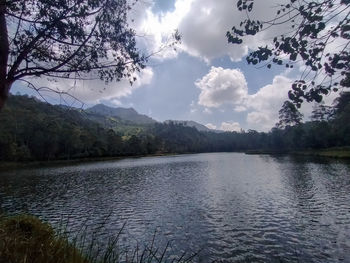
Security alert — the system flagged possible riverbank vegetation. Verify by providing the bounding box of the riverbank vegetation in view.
[0,214,197,263]
[0,92,349,163]
[0,214,87,263]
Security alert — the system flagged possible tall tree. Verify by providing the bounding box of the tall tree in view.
[0,0,146,109]
[276,100,303,129]
[227,0,350,107]
[333,91,350,115]
[311,103,333,121]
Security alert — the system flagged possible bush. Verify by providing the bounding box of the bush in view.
[0,214,88,263]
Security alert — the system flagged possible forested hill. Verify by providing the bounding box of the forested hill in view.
[86,104,157,124]
[164,120,212,132]
[0,93,349,162]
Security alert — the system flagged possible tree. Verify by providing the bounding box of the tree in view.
[276,100,303,129]
[0,0,147,110]
[227,0,350,107]
[333,91,350,115]
[332,91,350,145]
[310,103,333,121]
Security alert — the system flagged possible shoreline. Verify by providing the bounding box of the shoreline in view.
[1,147,349,171]
[0,152,180,171]
[245,147,350,159]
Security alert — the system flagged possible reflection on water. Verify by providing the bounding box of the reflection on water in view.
[1,153,350,262]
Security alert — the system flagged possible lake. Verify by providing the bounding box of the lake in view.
[1,153,350,262]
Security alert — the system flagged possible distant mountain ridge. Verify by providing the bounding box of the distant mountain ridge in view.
[86,104,219,132]
[86,104,157,124]
[164,120,211,132]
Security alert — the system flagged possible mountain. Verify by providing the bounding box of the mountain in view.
[86,104,157,125]
[164,120,212,132]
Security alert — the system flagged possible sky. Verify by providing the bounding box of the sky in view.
[11,0,339,132]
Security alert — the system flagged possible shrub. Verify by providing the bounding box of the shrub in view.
[0,214,88,263]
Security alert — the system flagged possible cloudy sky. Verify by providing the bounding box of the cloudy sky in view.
[11,0,338,132]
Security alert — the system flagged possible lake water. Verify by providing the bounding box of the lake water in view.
[1,153,350,262]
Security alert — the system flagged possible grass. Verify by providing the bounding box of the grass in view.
[294,146,350,159]
[0,214,87,263]
[245,147,350,159]
[0,214,197,263]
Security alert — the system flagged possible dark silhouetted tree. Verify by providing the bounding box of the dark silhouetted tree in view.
[311,103,334,121]
[276,100,303,129]
[333,91,350,116]
[227,0,350,106]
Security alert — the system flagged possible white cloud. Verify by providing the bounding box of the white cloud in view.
[244,75,341,131]
[195,67,324,131]
[220,121,241,132]
[134,0,292,62]
[195,66,248,108]
[245,75,293,131]
[205,123,217,130]
[177,0,248,62]
[134,0,192,60]
[246,112,273,130]
[177,0,291,62]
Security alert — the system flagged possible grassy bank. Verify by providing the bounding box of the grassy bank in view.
[245,147,350,159]
[0,214,87,263]
[0,214,197,263]
[293,146,350,159]
[0,152,178,171]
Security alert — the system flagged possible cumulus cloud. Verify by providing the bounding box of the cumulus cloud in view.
[220,121,241,132]
[178,0,293,62]
[195,67,248,108]
[195,67,322,131]
[246,75,292,127]
[135,0,292,62]
[177,0,248,62]
[134,0,191,60]
[245,75,321,131]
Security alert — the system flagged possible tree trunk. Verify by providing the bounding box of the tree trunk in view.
[0,2,9,111]
[0,80,11,110]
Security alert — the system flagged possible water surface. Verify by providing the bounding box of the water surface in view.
[1,153,350,262]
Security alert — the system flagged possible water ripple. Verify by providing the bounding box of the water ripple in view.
[1,153,350,262]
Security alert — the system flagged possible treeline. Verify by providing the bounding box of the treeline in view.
[0,93,349,162]
[151,92,350,153]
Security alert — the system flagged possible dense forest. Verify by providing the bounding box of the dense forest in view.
[0,93,349,162]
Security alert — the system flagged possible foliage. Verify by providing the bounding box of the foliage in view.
[1,93,350,163]
[276,100,303,128]
[333,90,350,115]
[5,0,145,81]
[227,0,350,106]
[0,214,198,263]
[0,0,149,109]
[0,214,87,263]
[0,95,158,161]
[311,103,334,121]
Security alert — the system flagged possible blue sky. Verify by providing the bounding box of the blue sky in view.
[13,0,336,131]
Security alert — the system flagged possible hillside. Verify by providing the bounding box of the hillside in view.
[164,120,211,132]
[86,104,157,124]
[1,93,349,163]
[0,95,160,161]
